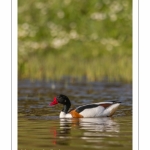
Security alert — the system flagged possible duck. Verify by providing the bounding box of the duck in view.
[49,94,120,118]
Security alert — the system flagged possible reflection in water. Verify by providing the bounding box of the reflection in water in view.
[60,117,119,132]
[78,118,120,144]
[50,127,57,145]
[51,117,120,145]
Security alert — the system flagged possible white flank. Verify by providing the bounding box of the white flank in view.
[80,106,105,117]
[79,103,120,117]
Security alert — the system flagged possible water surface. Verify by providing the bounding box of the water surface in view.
[18,79,132,150]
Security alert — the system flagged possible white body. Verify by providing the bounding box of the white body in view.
[59,111,72,118]
[59,102,120,118]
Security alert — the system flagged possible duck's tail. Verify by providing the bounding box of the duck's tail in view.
[103,102,121,117]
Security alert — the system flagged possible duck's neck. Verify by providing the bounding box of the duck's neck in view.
[60,103,72,118]
[62,103,71,114]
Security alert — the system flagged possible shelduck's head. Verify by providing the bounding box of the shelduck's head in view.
[49,94,71,106]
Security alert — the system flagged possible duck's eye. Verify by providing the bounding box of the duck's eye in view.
[57,95,61,99]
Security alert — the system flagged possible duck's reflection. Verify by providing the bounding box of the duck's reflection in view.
[51,117,120,145]
[60,117,119,132]
[61,118,119,142]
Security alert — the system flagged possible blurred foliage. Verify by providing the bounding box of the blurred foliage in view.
[18,0,132,82]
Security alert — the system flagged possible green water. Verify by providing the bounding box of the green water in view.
[18,80,132,150]
[18,116,132,150]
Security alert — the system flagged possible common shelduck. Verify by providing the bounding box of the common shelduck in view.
[49,94,120,118]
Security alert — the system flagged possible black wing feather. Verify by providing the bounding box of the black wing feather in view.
[75,104,99,113]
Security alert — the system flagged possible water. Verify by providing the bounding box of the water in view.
[18,79,132,150]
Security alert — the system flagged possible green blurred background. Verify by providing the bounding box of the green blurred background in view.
[18,0,132,83]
